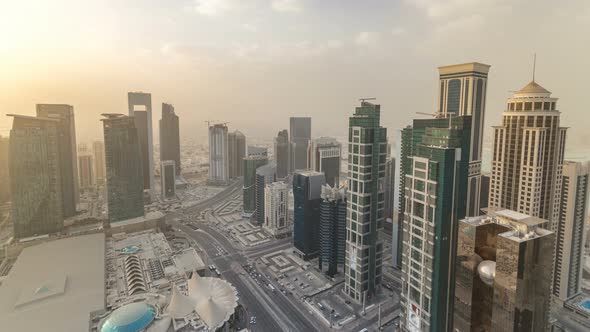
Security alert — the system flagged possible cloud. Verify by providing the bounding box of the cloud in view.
[231,39,343,61]
[405,0,513,20]
[192,0,237,16]
[271,0,302,13]
[241,23,258,32]
[355,31,380,46]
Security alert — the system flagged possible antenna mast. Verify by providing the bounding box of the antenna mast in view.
[532,53,536,82]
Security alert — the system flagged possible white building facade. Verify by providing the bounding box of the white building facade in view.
[263,181,290,238]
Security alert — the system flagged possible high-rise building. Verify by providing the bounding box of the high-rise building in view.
[127,92,154,191]
[454,209,554,332]
[344,101,387,302]
[243,156,268,214]
[553,161,589,303]
[255,164,276,225]
[479,173,490,212]
[36,104,79,217]
[8,114,64,238]
[384,157,396,220]
[400,116,472,332]
[396,126,413,269]
[274,129,290,179]
[102,114,144,223]
[228,131,246,178]
[289,117,311,172]
[93,141,106,185]
[247,145,267,157]
[263,181,290,238]
[208,123,229,184]
[0,135,9,203]
[319,184,347,277]
[159,103,180,175]
[308,137,341,187]
[438,63,490,217]
[78,154,94,189]
[488,80,567,233]
[161,160,176,199]
[293,170,325,259]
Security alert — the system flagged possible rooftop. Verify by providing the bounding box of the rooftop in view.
[517,80,551,95]
[438,62,491,75]
[0,233,106,332]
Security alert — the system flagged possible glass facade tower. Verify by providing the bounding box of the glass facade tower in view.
[319,184,347,277]
[293,170,325,259]
[159,103,181,175]
[102,114,145,223]
[344,101,387,302]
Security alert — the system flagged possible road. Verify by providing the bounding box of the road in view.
[166,180,323,332]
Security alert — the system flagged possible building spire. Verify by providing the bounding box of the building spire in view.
[533,53,537,82]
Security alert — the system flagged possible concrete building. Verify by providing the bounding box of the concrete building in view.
[554,161,589,303]
[319,184,347,277]
[293,170,325,259]
[263,181,290,238]
[93,140,106,185]
[36,104,79,217]
[344,101,387,302]
[161,160,176,199]
[400,116,472,332]
[308,137,341,187]
[78,153,94,188]
[488,80,567,233]
[454,209,554,332]
[243,156,268,214]
[274,129,290,179]
[208,123,229,184]
[290,117,311,172]
[102,114,145,223]
[127,92,154,191]
[255,164,276,225]
[0,135,9,203]
[438,63,490,217]
[0,233,106,332]
[228,130,246,178]
[159,103,181,175]
[8,114,64,238]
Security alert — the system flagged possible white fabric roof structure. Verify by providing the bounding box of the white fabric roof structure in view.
[166,273,238,330]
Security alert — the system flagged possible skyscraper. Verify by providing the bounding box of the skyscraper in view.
[344,101,387,302]
[36,104,79,217]
[263,181,290,238]
[159,103,180,175]
[243,156,268,214]
[396,125,413,269]
[208,123,229,184]
[93,141,106,185]
[308,137,341,187]
[384,157,396,220]
[255,164,276,225]
[78,154,94,189]
[488,80,567,233]
[454,209,554,332]
[553,161,589,303]
[102,114,144,223]
[161,160,176,199]
[319,184,347,277]
[0,135,9,203]
[247,145,267,157]
[228,131,246,178]
[274,129,289,179]
[127,92,154,191]
[8,114,64,238]
[400,116,472,332]
[289,117,311,172]
[293,170,325,259]
[437,63,490,217]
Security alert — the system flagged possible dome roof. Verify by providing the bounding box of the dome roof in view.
[101,302,156,332]
[516,81,551,95]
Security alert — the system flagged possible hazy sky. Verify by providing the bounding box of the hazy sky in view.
[1,0,589,148]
